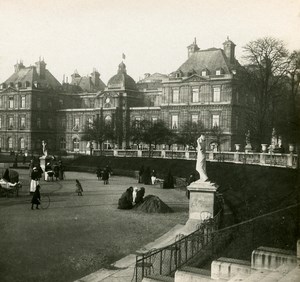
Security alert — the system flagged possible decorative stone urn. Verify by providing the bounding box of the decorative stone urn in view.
[235,144,241,152]
[289,144,295,153]
[261,144,268,153]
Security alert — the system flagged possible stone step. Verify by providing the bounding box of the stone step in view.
[252,246,297,271]
[175,266,217,282]
[211,257,251,280]
[240,269,272,282]
[142,274,174,282]
[277,265,300,282]
[260,264,296,282]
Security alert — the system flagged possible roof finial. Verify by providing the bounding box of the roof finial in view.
[194,37,197,44]
[227,36,230,41]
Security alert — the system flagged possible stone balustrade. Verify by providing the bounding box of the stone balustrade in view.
[93,149,298,169]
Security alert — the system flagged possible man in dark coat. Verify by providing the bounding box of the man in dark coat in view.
[31,184,41,210]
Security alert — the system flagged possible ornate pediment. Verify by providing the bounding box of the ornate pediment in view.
[182,74,208,83]
[0,86,17,94]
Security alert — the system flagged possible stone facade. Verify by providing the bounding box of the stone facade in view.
[0,38,248,154]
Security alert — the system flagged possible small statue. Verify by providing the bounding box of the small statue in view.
[42,140,48,156]
[245,130,251,146]
[195,135,209,182]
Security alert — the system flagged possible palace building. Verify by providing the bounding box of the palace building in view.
[0,38,248,154]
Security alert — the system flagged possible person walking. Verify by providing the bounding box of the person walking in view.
[75,179,83,196]
[31,184,41,210]
[30,167,39,195]
[151,169,157,185]
[102,168,109,185]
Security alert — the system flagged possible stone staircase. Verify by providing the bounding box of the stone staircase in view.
[143,240,300,282]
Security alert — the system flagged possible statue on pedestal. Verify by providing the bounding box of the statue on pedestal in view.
[195,135,209,182]
[42,140,48,157]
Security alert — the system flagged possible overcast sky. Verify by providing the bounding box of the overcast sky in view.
[0,0,299,84]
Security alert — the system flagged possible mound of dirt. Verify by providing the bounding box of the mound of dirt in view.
[133,195,173,213]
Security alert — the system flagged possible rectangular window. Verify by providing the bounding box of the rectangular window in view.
[213,87,221,102]
[59,99,64,108]
[216,70,221,75]
[151,117,158,123]
[235,116,239,129]
[171,115,178,129]
[20,117,25,129]
[0,97,2,108]
[9,117,14,128]
[88,117,93,128]
[212,115,220,127]
[21,96,26,108]
[0,117,2,129]
[37,118,41,129]
[37,97,41,109]
[192,88,199,103]
[9,97,14,108]
[172,89,179,103]
[192,114,198,124]
[48,118,53,129]
[61,118,66,129]
[73,117,80,130]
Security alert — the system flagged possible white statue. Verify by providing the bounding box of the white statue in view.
[196,135,209,182]
[42,140,48,156]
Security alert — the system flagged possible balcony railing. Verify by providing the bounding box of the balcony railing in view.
[93,149,298,169]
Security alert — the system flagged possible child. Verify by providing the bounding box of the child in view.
[31,184,41,210]
[75,179,83,196]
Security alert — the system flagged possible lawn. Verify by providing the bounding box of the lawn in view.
[0,169,189,282]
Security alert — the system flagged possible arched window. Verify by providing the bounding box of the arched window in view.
[105,115,112,124]
[73,138,80,151]
[8,137,13,149]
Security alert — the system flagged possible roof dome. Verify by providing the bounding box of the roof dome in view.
[107,61,137,90]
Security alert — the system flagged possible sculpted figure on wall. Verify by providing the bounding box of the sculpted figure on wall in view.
[196,135,209,182]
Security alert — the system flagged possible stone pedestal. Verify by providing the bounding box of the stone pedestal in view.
[39,156,46,175]
[186,180,218,226]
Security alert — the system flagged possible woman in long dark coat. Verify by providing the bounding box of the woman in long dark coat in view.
[31,184,41,210]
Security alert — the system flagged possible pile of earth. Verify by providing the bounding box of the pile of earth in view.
[133,195,173,213]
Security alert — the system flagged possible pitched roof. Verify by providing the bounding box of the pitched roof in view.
[3,65,61,89]
[137,73,168,83]
[176,48,237,76]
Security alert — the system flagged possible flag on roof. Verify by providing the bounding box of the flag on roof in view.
[122,53,126,60]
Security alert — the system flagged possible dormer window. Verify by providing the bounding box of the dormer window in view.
[201,68,209,76]
[16,82,22,88]
[216,68,224,75]
[10,82,14,87]
[1,83,7,89]
[25,81,30,87]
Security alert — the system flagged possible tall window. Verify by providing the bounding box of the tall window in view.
[88,117,93,128]
[192,114,198,124]
[60,138,66,150]
[20,138,25,150]
[9,97,14,108]
[0,97,2,108]
[37,97,41,109]
[59,99,64,108]
[74,117,80,130]
[61,118,66,129]
[172,89,179,103]
[47,118,53,129]
[213,87,221,102]
[21,96,26,108]
[212,114,220,127]
[20,116,25,129]
[73,138,80,151]
[8,137,13,149]
[192,88,199,103]
[0,116,2,129]
[37,118,41,129]
[171,115,178,129]
[8,117,14,129]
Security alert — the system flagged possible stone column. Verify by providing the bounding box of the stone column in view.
[39,156,46,174]
[186,180,218,227]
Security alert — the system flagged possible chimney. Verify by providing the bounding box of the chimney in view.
[187,37,200,58]
[91,68,100,87]
[14,60,25,73]
[35,58,46,79]
[223,37,236,64]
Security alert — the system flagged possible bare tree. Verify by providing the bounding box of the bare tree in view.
[239,37,290,146]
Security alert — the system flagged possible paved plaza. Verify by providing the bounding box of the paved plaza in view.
[0,168,189,282]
